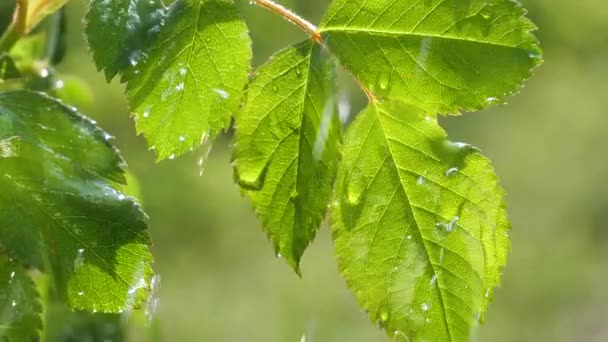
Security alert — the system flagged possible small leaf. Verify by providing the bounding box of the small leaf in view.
[320,0,542,114]
[0,91,153,313]
[0,257,42,341]
[332,100,510,341]
[127,0,252,160]
[85,0,167,81]
[234,41,341,271]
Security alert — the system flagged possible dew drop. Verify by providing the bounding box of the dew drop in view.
[213,88,230,100]
[143,109,151,118]
[416,176,425,185]
[11,300,16,307]
[445,167,459,177]
[272,84,279,93]
[421,303,430,311]
[393,330,410,342]
[430,275,437,286]
[436,216,460,232]
[168,154,176,160]
[179,136,186,142]
[486,97,501,105]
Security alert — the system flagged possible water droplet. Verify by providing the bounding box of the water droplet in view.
[11,300,16,307]
[393,330,410,342]
[145,275,161,325]
[445,167,459,177]
[179,68,187,76]
[175,82,185,91]
[430,275,437,286]
[179,136,186,142]
[436,216,460,232]
[416,176,425,185]
[168,154,176,160]
[78,291,84,296]
[276,252,283,259]
[74,248,85,269]
[406,235,412,240]
[295,65,303,78]
[486,97,501,105]
[272,84,279,93]
[213,88,230,100]
[421,303,430,311]
[485,288,491,298]
[439,248,445,263]
[143,109,151,118]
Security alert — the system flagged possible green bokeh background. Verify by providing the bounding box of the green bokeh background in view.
[7,0,608,341]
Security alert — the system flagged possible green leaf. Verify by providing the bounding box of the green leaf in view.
[85,0,167,81]
[331,100,509,341]
[234,41,341,271]
[320,0,542,114]
[0,257,42,341]
[0,91,153,313]
[127,0,252,160]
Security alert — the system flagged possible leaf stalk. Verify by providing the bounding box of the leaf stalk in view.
[250,0,321,42]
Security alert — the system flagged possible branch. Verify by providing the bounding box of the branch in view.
[250,0,321,42]
[0,0,28,53]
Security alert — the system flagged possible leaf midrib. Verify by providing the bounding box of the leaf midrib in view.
[372,102,453,341]
[320,27,531,50]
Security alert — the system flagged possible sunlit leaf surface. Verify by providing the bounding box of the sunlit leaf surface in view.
[332,100,510,341]
[0,257,42,341]
[234,41,341,271]
[320,0,542,114]
[127,0,252,160]
[0,91,153,313]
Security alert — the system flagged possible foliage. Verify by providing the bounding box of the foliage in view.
[0,0,542,340]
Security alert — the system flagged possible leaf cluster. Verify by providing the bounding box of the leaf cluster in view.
[0,0,542,340]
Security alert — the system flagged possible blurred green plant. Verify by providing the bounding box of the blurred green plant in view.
[0,0,542,341]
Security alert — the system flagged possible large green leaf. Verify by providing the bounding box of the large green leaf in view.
[0,91,153,313]
[127,0,252,160]
[0,257,42,341]
[332,100,509,341]
[85,0,167,81]
[320,0,542,114]
[234,41,341,271]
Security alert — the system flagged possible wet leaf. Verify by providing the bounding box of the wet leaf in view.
[331,100,510,341]
[85,0,167,81]
[0,257,42,341]
[320,0,542,114]
[0,91,153,313]
[86,0,253,160]
[234,41,341,271]
[127,0,252,160]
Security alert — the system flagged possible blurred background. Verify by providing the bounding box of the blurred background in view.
[4,0,608,341]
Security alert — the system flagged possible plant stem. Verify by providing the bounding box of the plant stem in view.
[250,0,321,42]
[0,0,28,54]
